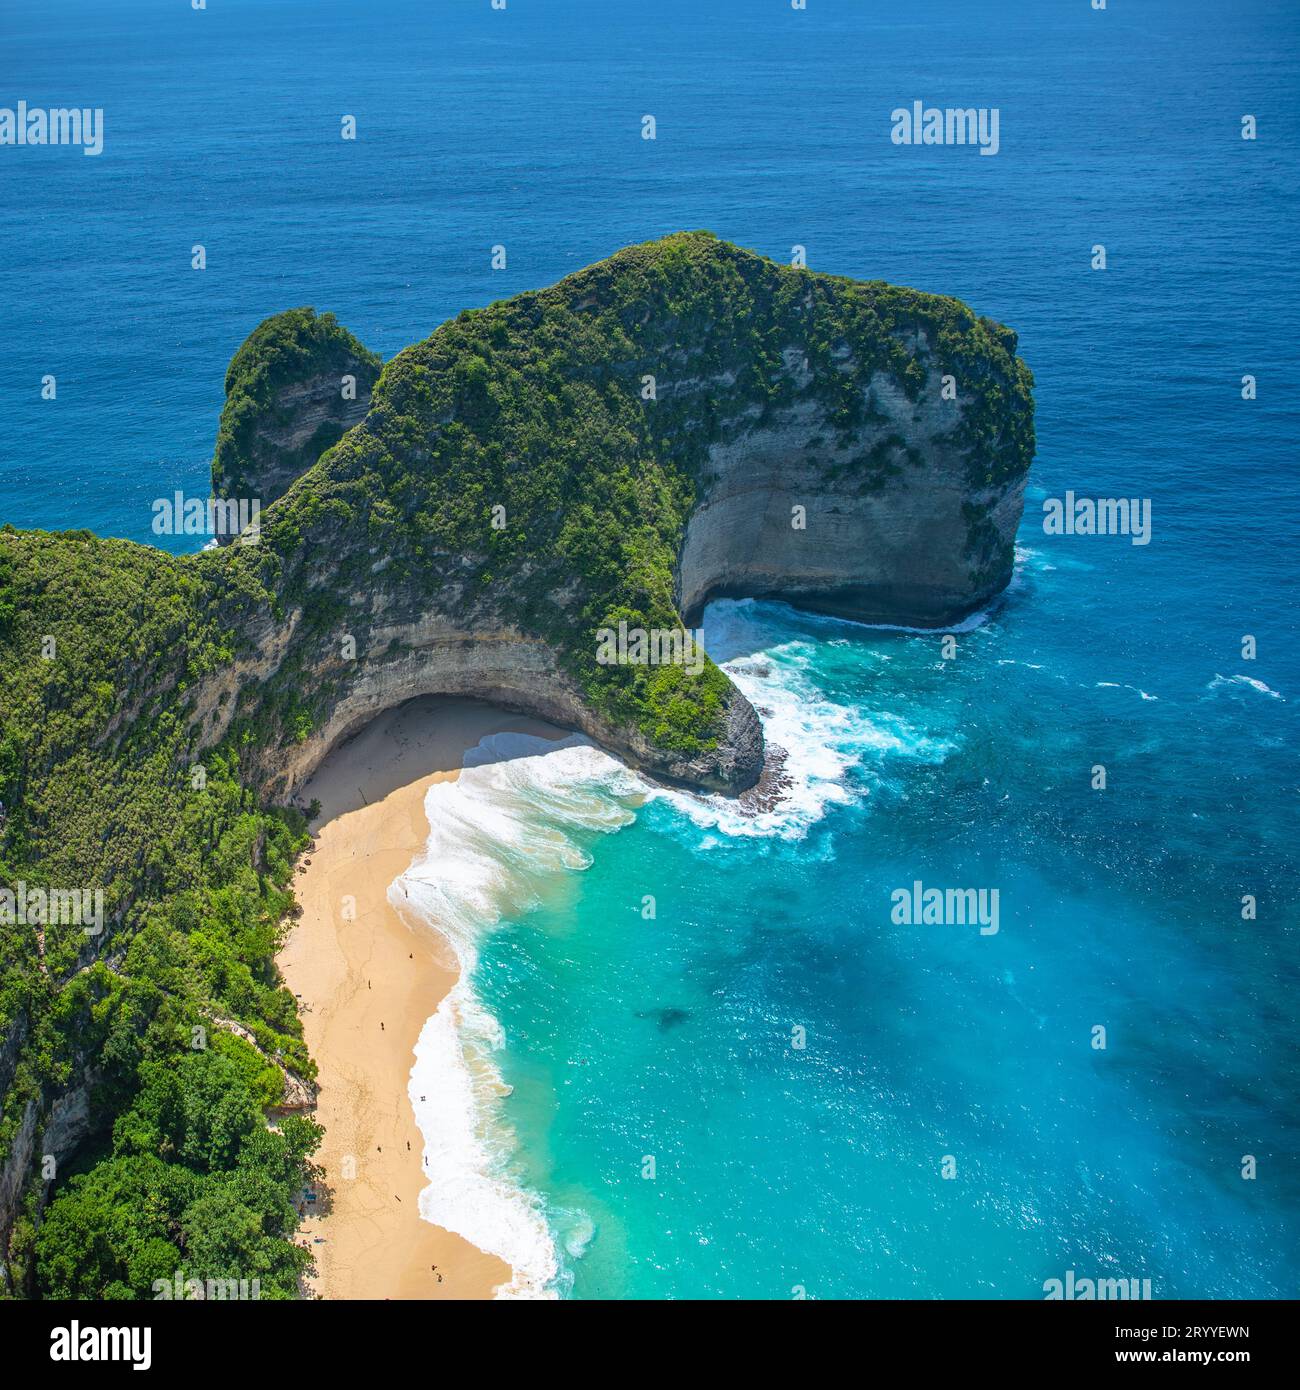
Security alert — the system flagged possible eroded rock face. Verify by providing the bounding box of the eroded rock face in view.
[211,307,382,523]
[678,358,1024,627]
[198,578,764,800]
[0,1080,97,1295]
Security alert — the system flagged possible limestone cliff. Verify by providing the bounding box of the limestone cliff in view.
[677,357,1024,628]
[204,232,1033,798]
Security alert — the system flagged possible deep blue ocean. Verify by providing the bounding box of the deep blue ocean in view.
[3,0,1297,1298]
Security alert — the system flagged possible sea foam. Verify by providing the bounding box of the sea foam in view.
[396,734,637,1298]
[1207,673,1284,701]
[650,599,955,840]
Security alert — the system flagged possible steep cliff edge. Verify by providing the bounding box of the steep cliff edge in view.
[677,350,1025,627]
[206,231,1033,799]
[0,232,1032,1286]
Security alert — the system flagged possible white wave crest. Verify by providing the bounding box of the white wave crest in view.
[396,734,635,1299]
[1207,673,1284,701]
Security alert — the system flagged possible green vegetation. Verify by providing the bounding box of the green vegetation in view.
[247,232,1032,754]
[0,527,317,1297]
[213,306,382,507]
[33,1057,319,1300]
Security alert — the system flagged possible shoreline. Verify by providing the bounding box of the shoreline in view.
[278,696,567,1299]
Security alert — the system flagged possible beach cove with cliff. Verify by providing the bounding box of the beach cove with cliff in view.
[2,226,1295,1303]
[1,0,1296,1308]
[291,587,1300,1300]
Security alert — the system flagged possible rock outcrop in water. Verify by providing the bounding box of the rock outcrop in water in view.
[211,307,382,519]
[203,232,1034,799]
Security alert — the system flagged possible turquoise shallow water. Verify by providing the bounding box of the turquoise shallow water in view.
[464,584,1297,1299]
[3,0,1297,1298]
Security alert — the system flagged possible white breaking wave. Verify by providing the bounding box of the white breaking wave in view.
[648,599,955,840]
[650,650,860,839]
[1096,681,1159,701]
[1207,673,1284,701]
[396,734,637,1299]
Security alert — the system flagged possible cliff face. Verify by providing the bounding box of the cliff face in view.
[195,587,764,802]
[211,307,382,519]
[677,353,1024,627]
[206,232,1033,799]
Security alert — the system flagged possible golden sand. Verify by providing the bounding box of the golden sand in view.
[278,697,564,1300]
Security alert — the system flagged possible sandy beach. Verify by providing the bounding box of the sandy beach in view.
[278,696,565,1300]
